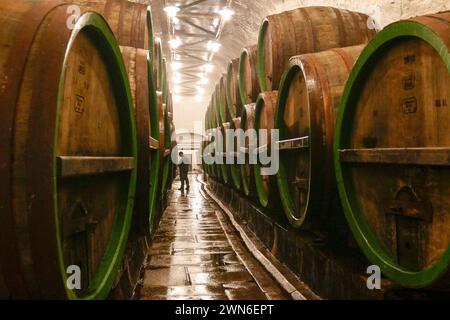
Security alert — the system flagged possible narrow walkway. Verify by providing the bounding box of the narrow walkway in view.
[139,175,291,300]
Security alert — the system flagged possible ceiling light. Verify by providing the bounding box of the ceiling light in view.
[172,17,180,24]
[198,77,208,85]
[202,64,214,73]
[212,18,220,27]
[169,37,181,49]
[207,41,221,52]
[219,8,235,21]
[164,6,180,18]
[173,73,182,84]
[171,62,182,71]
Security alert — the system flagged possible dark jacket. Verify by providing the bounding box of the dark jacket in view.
[178,157,189,178]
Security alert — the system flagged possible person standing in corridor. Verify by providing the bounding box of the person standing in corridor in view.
[178,151,190,192]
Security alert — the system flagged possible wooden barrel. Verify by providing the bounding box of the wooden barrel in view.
[253,91,280,208]
[217,76,230,124]
[257,6,376,91]
[169,122,177,187]
[160,95,173,198]
[120,46,153,236]
[204,104,213,177]
[68,0,150,50]
[212,88,224,182]
[153,38,163,91]
[275,45,364,229]
[238,104,257,198]
[161,58,169,105]
[157,91,166,195]
[226,58,243,118]
[0,4,137,299]
[218,124,231,185]
[222,121,242,191]
[210,96,220,180]
[334,12,450,289]
[238,45,260,105]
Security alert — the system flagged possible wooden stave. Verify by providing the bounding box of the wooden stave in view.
[0,5,137,299]
[257,6,376,92]
[334,12,450,289]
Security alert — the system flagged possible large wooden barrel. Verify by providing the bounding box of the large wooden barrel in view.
[226,58,243,118]
[169,122,177,187]
[217,124,231,185]
[68,0,150,50]
[253,91,280,208]
[156,91,166,204]
[275,45,364,229]
[222,121,242,191]
[233,103,257,198]
[217,76,230,124]
[0,3,137,299]
[257,6,376,92]
[238,45,260,105]
[204,104,214,177]
[153,38,163,91]
[160,95,173,199]
[334,12,450,289]
[212,88,224,182]
[161,58,169,105]
[120,46,153,236]
[147,86,161,236]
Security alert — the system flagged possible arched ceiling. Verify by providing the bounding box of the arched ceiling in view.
[146,0,450,133]
[149,0,450,100]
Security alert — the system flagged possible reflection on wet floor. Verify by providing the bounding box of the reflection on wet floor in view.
[139,175,290,300]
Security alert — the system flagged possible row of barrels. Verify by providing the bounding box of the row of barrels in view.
[0,0,176,299]
[203,7,450,290]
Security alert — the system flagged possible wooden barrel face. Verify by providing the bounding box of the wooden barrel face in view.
[226,58,243,118]
[58,29,128,295]
[0,8,136,299]
[120,46,151,235]
[335,13,450,288]
[239,45,260,105]
[257,6,376,92]
[254,91,278,208]
[276,46,363,228]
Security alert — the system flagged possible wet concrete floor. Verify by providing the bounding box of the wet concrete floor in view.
[139,175,291,300]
